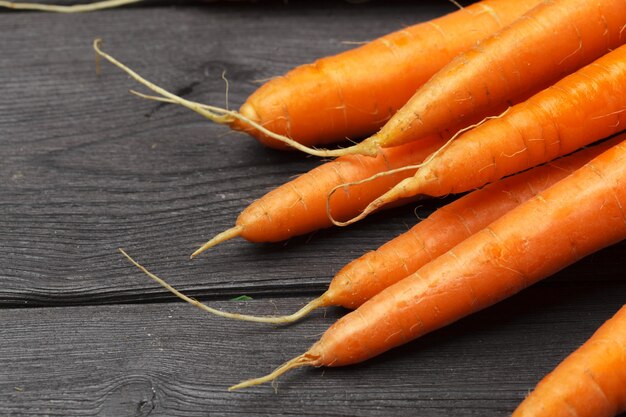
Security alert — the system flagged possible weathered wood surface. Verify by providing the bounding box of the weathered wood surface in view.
[2,288,626,417]
[1,2,625,416]
[1,2,464,306]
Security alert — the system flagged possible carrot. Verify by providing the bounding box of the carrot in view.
[312,0,626,157]
[92,0,542,150]
[230,137,626,389]
[121,139,618,325]
[338,43,626,226]
[512,305,626,417]
[234,0,542,150]
[188,135,444,258]
[116,0,626,157]
[308,138,619,313]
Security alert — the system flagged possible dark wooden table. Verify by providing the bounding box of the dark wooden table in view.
[1,1,624,416]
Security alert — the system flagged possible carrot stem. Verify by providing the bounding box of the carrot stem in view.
[228,354,314,391]
[190,225,243,259]
[119,248,328,324]
[0,0,140,12]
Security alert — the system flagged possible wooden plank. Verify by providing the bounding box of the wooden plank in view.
[0,3,485,305]
[2,3,625,415]
[0,0,258,9]
[1,3,624,306]
[0,0,478,10]
[2,288,625,416]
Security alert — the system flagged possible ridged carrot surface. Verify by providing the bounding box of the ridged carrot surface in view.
[321,0,626,157]
[226,138,619,324]
[345,43,626,225]
[313,140,626,366]
[324,138,618,311]
[191,135,444,256]
[513,305,626,417]
[232,138,626,388]
[234,0,541,149]
[126,139,620,326]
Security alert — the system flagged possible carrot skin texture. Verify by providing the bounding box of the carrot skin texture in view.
[237,136,443,243]
[513,305,626,417]
[327,138,616,310]
[362,0,626,152]
[232,0,542,149]
[364,42,626,217]
[306,139,626,367]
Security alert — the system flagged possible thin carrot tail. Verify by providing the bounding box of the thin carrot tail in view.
[128,90,233,125]
[131,88,377,158]
[229,354,315,391]
[93,39,235,125]
[190,225,243,259]
[331,176,419,227]
[119,248,328,324]
[0,0,141,12]
[248,296,328,324]
[92,39,377,159]
[327,111,507,226]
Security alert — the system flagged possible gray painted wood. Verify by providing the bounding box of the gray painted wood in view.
[0,0,477,10]
[1,289,625,417]
[1,2,625,416]
[0,3,471,306]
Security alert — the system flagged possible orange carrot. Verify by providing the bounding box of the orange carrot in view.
[513,305,626,417]
[316,138,619,312]
[235,0,541,149]
[276,0,625,157]
[122,139,618,324]
[190,135,445,257]
[191,99,533,256]
[93,0,541,150]
[339,43,626,226]
[231,137,626,389]
[357,0,626,153]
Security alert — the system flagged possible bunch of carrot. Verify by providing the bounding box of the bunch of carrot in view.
[87,0,626,414]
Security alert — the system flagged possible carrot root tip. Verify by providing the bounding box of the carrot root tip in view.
[327,112,508,226]
[190,225,243,259]
[242,295,328,324]
[93,40,370,158]
[229,354,315,391]
[93,40,239,126]
[0,0,141,13]
[120,248,326,324]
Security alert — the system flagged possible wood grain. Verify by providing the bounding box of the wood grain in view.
[0,3,459,306]
[1,2,625,416]
[2,288,625,417]
[1,3,623,306]
[0,0,478,11]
